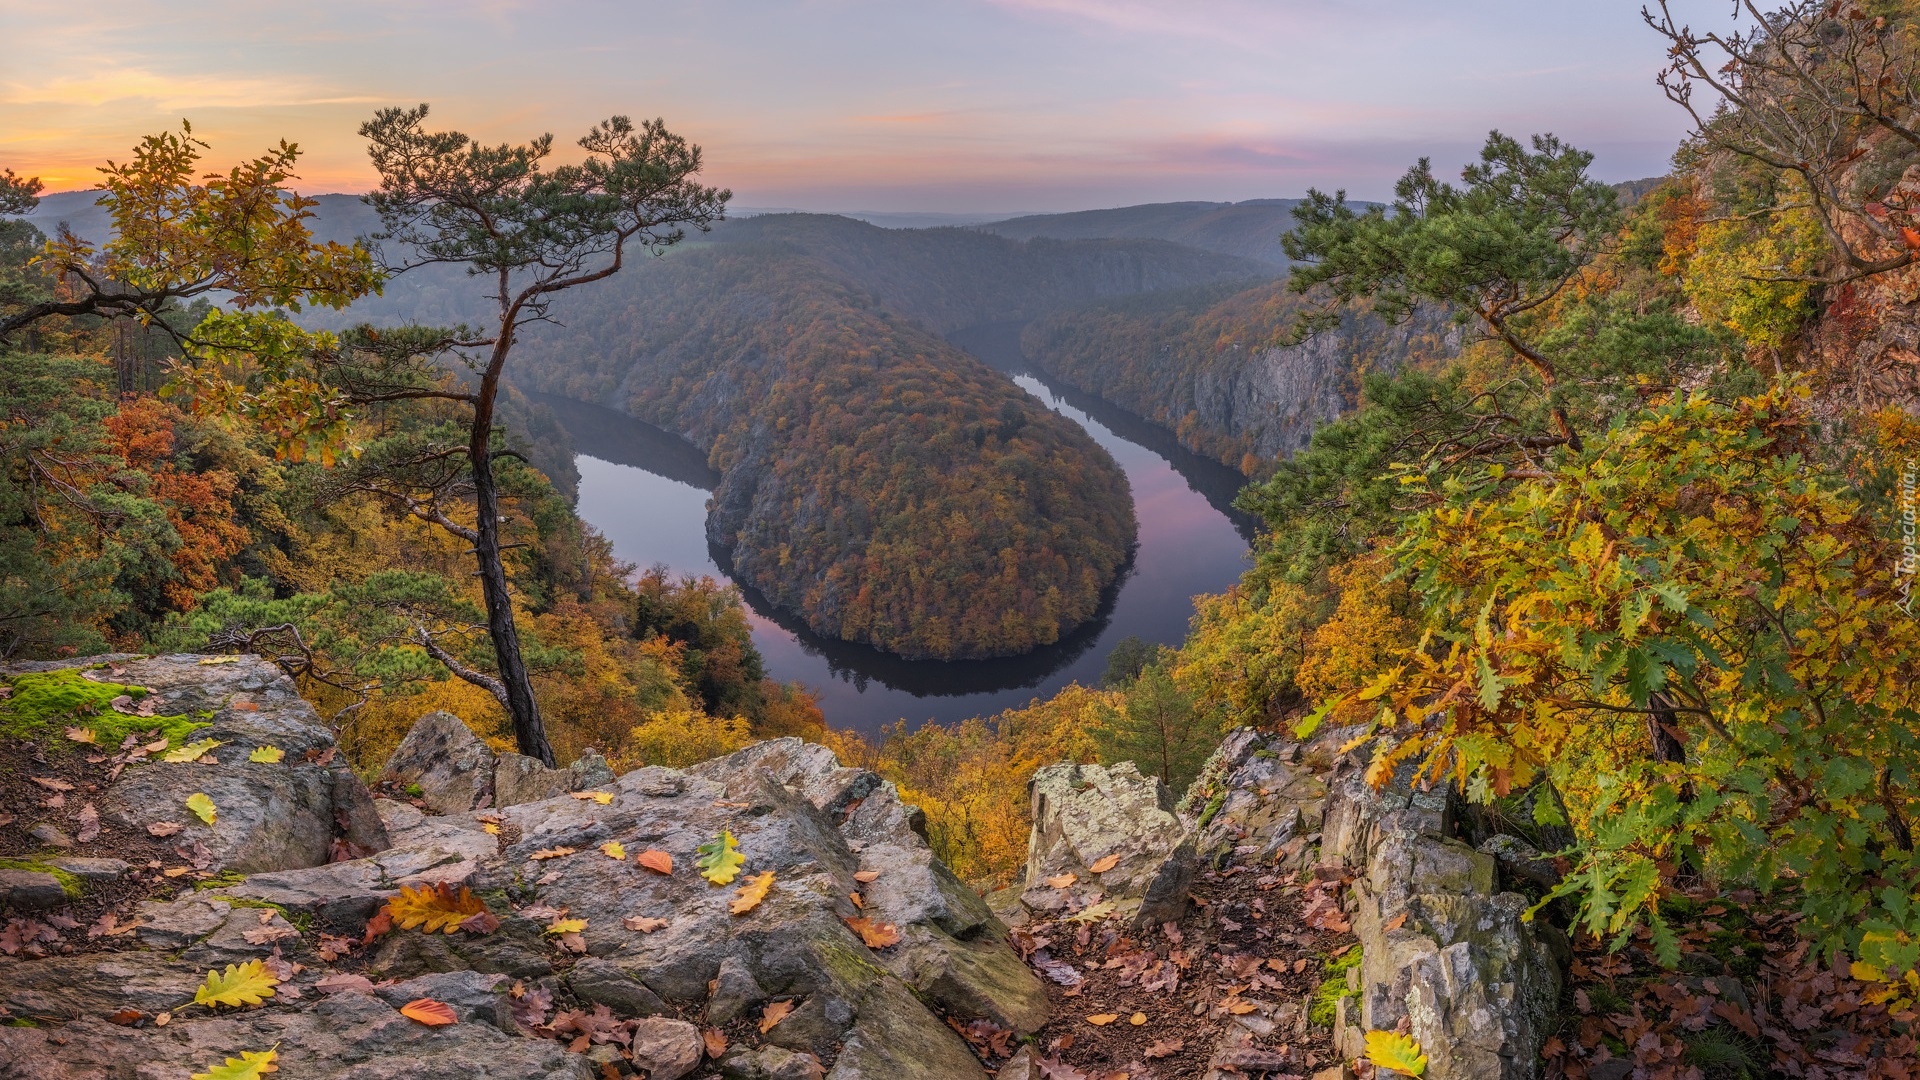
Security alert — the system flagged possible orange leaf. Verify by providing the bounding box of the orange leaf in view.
[849,892,864,909]
[623,916,668,933]
[844,916,901,949]
[1384,911,1408,932]
[853,870,880,883]
[400,998,458,1026]
[1086,1014,1119,1026]
[636,849,674,875]
[729,871,775,915]
[1046,872,1077,889]
[1903,226,1920,249]
[529,847,576,861]
[758,1000,793,1033]
[1088,854,1121,874]
[702,1028,727,1057]
[1129,1012,1147,1026]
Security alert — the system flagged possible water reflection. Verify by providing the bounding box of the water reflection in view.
[522,332,1254,737]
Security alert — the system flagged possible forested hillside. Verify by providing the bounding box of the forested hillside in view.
[511,242,1138,661]
[1022,280,1457,472]
[978,198,1303,266]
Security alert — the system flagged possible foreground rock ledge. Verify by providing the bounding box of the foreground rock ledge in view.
[0,656,1043,1080]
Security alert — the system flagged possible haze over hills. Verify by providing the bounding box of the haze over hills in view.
[977,199,1304,267]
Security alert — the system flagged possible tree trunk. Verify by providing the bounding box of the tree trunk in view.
[469,434,555,766]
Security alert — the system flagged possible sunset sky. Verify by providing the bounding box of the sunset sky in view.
[3,1,1732,213]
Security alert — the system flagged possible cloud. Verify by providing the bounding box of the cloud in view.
[2,69,379,111]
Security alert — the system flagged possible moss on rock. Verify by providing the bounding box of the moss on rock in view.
[0,669,208,750]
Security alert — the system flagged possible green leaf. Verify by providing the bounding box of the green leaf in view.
[696,830,746,885]
[190,1045,279,1080]
[162,738,224,763]
[192,960,278,1008]
[248,745,284,764]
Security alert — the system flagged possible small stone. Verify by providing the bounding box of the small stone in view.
[27,823,73,849]
[629,1016,703,1080]
[706,955,768,1026]
[0,869,69,910]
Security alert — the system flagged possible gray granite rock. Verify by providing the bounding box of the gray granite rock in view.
[0,869,70,910]
[1022,761,1195,928]
[379,710,497,814]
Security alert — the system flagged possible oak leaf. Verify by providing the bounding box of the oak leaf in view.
[697,830,746,885]
[600,841,626,860]
[381,882,488,934]
[1088,854,1121,874]
[730,871,775,914]
[30,777,73,792]
[1366,1030,1428,1076]
[400,998,459,1026]
[193,960,278,1008]
[546,918,588,934]
[570,790,614,805]
[703,1028,728,1057]
[529,847,576,860]
[189,1046,279,1080]
[65,726,97,744]
[163,739,224,763]
[248,746,285,764]
[636,849,674,875]
[623,916,668,933]
[759,1000,793,1033]
[186,792,217,825]
[1144,1038,1184,1059]
[147,821,183,837]
[844,916,901,948]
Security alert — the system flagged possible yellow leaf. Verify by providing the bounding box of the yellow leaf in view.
[1088,854,1121,874]
[164,739,225,763]
[730,871,775,914]
[1366,1030,1429,1076]
[482,822,500,835]
[248,746,284,764]
[1129,1013,1147,1026]
[546,918,588,934]
[186,792,217,825]
[198,656,241,665]
[192,960,278,1008]
[570,790,614,805]
[1853,960,1888,983]
[190,1045,279,1080]
[600,841,627,860]
[1086,1014,1119,1026]
[64,726,97,744]
[1225,1000,1257,1015]
[697,830,747,885]
[529,847,576,860]
[381,882,488,934]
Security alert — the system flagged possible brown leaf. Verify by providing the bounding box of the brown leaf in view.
[623,915,669,933]
[314,972,376,994]
[702,1028,728,1058]
[1088,854,1122,874]
[635,849,673,875]
[107,1008,144,1026]
[74,803,100,843]
[1046,872,1077,889]
[240,923,299,946]
[844,916,901,949]
[458,911,501,935]
[361,908,394,946]
[529,847,577,860]
[400,998,458,1026]
[30,777,73,792]
[759,1000,793,1033]
[1383,911,1408,932]
[146,821,183,837]
[853,870,880,883]
[1144,1038,1184,1059]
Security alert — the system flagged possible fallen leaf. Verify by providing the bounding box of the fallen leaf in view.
[759,1000,793,1033]
[163,867,193,878]
[1066,900,1116,923]
[844,916,901,948]
[853,869,880,883]
[623,916,668,933]
[703,1028,728,1057]
[230,702,259,712]
[1383,911,1408,932]
[569,790,614,805]
[30,777,73,792]
[147,821,183,837]
[241,923,299,946]
[546,918,588,935]
[482,823,500,835]
[1366,1030,1428,1076]
[381,882,489,934]
[361,908,393,946]
[1046,872,1077,889]
[457,911,500,934]
[400,998,458,1026]
[186,792,218,825]
[198,656,242,665]
[1086,1014,1119,1026]
[153,1012,170,1027]
[849,891,864,909]
[189,1046,279,1080]
[193,960,279,1008]
[65,726,97,744]
[162,739,224,763]
[1088,854,1122,874]
[730,871,775,915]
[698,831,747,885]
[248,746,285,764]
[599,841,627,860]
[529,847,576,860]
[314,973,376,994]
[1129,1013,1147,1026]
[1144,1038,1184,1060]
[75,803,100,842]
[108,1008,144,1026]
[636,849,674,875]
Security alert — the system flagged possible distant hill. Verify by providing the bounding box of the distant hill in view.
[977,199,1305,267]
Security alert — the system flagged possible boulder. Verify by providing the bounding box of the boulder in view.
[6,655,392,876]
[1021,761,1195,927]
[1179,727,1327,869]
[380,710,498,813]
[628,1016,705,1080]
[0,869,70,911]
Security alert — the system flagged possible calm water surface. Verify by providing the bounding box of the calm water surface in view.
[537,329,1256,738]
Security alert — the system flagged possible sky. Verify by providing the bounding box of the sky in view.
[1,0,1737,214]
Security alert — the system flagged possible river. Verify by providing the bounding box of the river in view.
[526,323,1258,739]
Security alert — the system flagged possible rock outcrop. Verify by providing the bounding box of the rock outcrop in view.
[0,662,1043,1080]
[1019,761,1197,928]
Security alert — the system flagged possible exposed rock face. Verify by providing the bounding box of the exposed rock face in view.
[378,710,616,814]
[1320,758,1564,1080]
[1,655,388,876]
[1021,761,1196,927]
